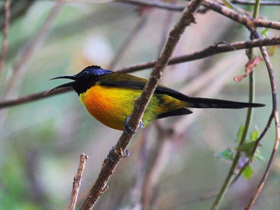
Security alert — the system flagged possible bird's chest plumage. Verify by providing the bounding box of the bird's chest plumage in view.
[79,85,147,130]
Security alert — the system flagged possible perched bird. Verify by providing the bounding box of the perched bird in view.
[50,65,264,131]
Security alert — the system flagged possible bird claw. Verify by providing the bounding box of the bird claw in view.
[107,146,130,162]
[124,116,143,134]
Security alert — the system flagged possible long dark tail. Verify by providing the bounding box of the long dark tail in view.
[186,97,265,109]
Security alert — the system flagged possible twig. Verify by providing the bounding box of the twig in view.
[116,0,185,12]
[107,0,280,30]
[0,0,10,75]
[0,2,63,129]
[210,2,260,209]
[202,0,280,30]
[231,0,280,5]
[0,87,71,109]
[79,0,203,209]
[117,37,280,73]
[0,36,279,110]
[68,154,88,210]
[244,32,280,209]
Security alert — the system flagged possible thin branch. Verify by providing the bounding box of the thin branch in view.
[244,31,280,209]
[202,0,280,30]
[0,88,71,109]
[108,0,280,30]
[79,0,203,209]
[116,0,185,12]
[231,0,280,5]
[211,2,260,209]
[0,0,10,75]
[0,36,279,110]
[117,36,280,73]
[68,154,88,210]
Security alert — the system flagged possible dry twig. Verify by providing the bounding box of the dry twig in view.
[79,0,203,208]
[68,154,88,210]
[202,0,280,30]
[231,0,280,5]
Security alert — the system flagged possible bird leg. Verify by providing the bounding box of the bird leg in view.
[124,116,143,134]
[107,146,130,163]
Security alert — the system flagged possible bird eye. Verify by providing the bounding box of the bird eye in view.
[83,70,89,76]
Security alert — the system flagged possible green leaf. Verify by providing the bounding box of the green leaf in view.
[215,148,234,161]
[236,142,255,158]
[237,124,245,142]
[250,129,259,142]
[261,28,269,38]
[254,150,265,161]
[242,166,254,180]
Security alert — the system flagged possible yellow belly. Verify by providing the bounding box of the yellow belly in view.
[79,84,187,130]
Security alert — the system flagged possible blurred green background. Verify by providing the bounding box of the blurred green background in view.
[0,0,279,209]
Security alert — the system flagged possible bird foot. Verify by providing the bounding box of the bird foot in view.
[124,116,143,134]
[107,146,130,163]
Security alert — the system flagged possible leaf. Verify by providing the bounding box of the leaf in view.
[234,57,263,82]
[261,28,269,38]
[236,124,245,142]
[215,148,234,161]
[236,142,256,158]
[250,129,259,142]
[242,166,254,180]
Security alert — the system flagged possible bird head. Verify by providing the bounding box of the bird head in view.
[49,65,113,95]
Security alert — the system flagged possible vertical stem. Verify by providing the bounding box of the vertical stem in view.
[210,1,260,209]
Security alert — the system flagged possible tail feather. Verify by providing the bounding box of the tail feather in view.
[186,97,265,109]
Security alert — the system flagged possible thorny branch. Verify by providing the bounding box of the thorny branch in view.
[68,154,88,210]
[0,36,279,110]
[79,0,203,209]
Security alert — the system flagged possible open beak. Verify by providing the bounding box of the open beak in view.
[46,75,78,95]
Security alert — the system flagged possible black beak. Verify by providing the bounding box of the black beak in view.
[46,75,78,95]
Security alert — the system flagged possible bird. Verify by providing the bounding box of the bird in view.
[50,65,264,131]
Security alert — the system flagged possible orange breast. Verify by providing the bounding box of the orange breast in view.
[79,84,141,130]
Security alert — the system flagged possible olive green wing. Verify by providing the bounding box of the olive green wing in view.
[97,73,189,100]
[98,73,264,109]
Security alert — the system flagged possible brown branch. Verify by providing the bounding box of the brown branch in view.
[117,37,280,73]
[231,0,280,5]
[202,0,280,30]
[0,36,279,110]
[110,0,280,30]
[79,0,203,209]
[244,31,280,209]
[68,154,88,210]
[116,0,185,12]
[0,88,71,109]
[0,0,10,75]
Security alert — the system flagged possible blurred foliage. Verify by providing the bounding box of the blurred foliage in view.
[0,0,279,209]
